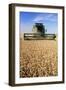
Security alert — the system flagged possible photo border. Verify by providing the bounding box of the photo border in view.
[9,3,64,86]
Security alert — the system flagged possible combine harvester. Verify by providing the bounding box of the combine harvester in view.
[24,23,56,40]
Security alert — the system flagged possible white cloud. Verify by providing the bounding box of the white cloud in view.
[33,14,57,22]
[33,15,44,22]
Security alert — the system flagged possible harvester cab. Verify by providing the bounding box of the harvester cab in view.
[24,23,56,40]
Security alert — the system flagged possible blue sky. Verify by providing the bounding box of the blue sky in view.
[20,12,58,34]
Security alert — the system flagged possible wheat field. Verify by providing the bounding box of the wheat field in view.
[20,38,58,78]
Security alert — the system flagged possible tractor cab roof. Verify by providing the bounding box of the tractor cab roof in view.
[35,23,44,26]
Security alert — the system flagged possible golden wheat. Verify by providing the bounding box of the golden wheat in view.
[20,38,58,78]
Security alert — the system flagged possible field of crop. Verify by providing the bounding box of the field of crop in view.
[20,38,58,78]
